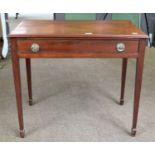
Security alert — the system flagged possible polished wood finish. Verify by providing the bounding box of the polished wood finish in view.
[131,39,146,136]
[10,38,25,138]
[10,20,148,138]
[17,39,139,58]
[120,58,128,105]
[18,51,138,59]
[25,59,33,106]
[10,20,146,38]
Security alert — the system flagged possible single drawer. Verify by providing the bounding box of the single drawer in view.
[17,39,139,57]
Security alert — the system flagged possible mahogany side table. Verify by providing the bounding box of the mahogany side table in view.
[9,20,148,138]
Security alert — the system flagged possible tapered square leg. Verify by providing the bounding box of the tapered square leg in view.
[11,39,25,138]
[26,58,33,106]
[131,40,146,136]
[120,58,128,105]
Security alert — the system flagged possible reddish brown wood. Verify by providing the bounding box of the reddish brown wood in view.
[120,58,128,105]
[10,20,147,39]
[18,52,138,59]
[17,39,139,58]
[9,20,148,138]
[25,58,33,106]
[10,38,25,138]
[131,39,146,136]
[18,39,139,54]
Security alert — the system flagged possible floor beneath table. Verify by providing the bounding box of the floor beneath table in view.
[0,47,155,141]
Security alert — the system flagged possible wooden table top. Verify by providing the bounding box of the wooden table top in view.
[10,20,148,39]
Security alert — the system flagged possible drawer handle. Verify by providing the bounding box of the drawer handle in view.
[31,43,40,53]
[116,43,125,53]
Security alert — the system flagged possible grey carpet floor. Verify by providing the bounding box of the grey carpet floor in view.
[0,47,155,141]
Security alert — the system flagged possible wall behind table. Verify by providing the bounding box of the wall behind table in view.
[65,13,96,20]
[55,13,139,27]
[112,13,139,26]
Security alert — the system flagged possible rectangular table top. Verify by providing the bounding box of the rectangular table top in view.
[10,20,148,39]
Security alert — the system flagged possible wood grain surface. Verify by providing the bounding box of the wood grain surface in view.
[9,20,148,39]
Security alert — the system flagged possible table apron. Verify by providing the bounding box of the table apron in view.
[16,39,140,58]
[17,53,138,58]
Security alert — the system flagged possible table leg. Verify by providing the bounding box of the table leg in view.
[26,58,33,106]
[120,58,128,105]
[131,40,146,136]
[11,39,25,138]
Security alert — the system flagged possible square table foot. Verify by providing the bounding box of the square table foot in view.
[120,99,124,105]
[19,129,25,138]
[131,128,137,137]
[29,99,33,106]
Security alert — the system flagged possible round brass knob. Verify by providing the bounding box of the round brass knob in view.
[31,43,40,53]
[116,43,125,53]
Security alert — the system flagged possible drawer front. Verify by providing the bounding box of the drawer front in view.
[17,39,139,57]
